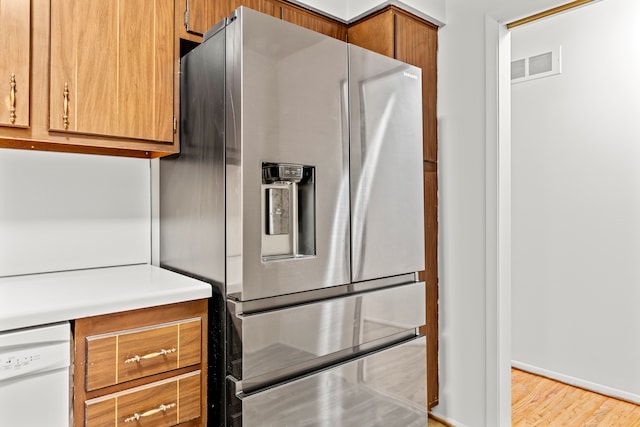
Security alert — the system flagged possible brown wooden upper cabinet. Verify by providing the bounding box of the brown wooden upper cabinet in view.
[240,0,279,17]
[349,7,438,162]
[49,0,174,143]
[182,0,279,37]
[278,1,347,41]
[0,1,30,128]
[182,0,345,41]
[184,0,215,35]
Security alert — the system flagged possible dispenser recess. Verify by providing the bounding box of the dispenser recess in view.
[261,163,316,260]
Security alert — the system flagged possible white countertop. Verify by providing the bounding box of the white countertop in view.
[0,264,212,332]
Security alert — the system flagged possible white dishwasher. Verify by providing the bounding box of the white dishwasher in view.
[0,322,71,427]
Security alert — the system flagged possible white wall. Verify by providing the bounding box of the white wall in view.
[511,0,640,402]
[435,0,570,425]
[0,149,150,277]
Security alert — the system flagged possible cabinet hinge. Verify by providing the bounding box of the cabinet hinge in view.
[173,116,177,134]
[184,8,190,29]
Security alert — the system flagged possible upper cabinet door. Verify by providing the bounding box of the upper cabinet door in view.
[185,0,234,35]
[49,0,174,142]
[349,45,425,283]
[240,0,279,17]
[345,10,394,58]
[279,2,347,41]
[0,0,30,128]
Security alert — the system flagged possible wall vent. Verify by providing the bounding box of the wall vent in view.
[511,58,526,80]
[511,46,561,84]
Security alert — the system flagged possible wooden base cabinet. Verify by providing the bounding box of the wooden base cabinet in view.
[74,300,208,427]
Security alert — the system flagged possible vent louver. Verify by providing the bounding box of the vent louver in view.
[511,46,561,84]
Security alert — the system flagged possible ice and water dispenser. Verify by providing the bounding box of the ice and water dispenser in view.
[261,163,316,260]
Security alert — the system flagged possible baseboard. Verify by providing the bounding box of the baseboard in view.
[512,360,640,405]
[429,410,470,427]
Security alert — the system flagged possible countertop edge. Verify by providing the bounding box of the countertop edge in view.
[0,265,212,333]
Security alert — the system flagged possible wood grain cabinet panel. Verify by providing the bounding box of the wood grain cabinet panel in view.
[178,0,280,43]
[85,371,201,427]
[86,319,201,391]
[0,0,30,128]
[239,0,279,17]
[184,0,213,35]
[419,168,439,408]
[50,0,174,142]
[278,2,347,41]
[183,0,240,36]
[345,10,394,58]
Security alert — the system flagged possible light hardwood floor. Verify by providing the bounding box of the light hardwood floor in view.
[428,414,450,427]
[512,368,640,426]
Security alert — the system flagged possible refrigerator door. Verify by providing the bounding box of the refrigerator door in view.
[349,45,425,283]
[226,8,351,301]
[228,336,428,427]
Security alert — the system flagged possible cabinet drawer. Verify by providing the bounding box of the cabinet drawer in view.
[86,318,201,391]
[85,370,201,427]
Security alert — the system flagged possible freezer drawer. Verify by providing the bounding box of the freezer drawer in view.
[227,280,425,391]
[227,336,428,427]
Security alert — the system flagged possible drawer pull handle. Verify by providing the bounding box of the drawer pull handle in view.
[124,402,177,423]
[124,348,176,364]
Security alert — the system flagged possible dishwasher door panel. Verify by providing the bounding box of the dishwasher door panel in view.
[0,322,70,427]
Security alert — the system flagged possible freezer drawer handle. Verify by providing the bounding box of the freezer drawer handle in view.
[124,402,176,423]
[124,347,176,364]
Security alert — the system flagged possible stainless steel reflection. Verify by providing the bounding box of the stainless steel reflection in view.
[230,273,417,314]
[160,24,226,286]
[228,282,425,390]
[349,45,425,283]
[228,337,428,427]
[225,8,350,302]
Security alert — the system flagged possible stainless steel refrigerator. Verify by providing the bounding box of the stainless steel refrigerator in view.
[160,7,427,426]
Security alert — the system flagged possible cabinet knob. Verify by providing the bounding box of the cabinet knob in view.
[63,82,69,129]
[9,74,16,124]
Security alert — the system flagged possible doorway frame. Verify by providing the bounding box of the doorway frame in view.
[484,15,512,427]
[484,2,598,425]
